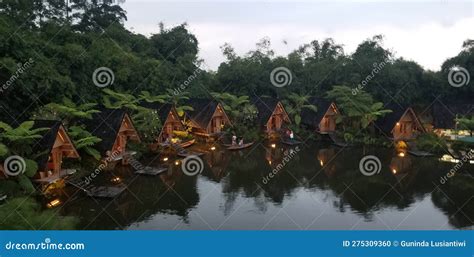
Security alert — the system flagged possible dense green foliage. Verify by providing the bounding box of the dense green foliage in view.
[0,197,77,229]
[0,1,472,125]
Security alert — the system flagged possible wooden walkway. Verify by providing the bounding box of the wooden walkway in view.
[66,177,126,198]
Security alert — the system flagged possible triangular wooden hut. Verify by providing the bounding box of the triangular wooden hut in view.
[184,99,231,138]
[252,97,291,136]
[32,120,80,183]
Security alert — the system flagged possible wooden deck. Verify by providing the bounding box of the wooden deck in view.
[408,150,434,157]
[66,177,126,198]
[134,166,168,176]
[34,169,77,184]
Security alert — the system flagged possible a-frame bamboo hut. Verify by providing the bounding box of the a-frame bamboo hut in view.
[184,99,231,138]
[252,97,291,136]
[32,120,80,183]
[142,103,186,144]
[301,97,339,134]
[84,108,140,160]
[375,104,425,141]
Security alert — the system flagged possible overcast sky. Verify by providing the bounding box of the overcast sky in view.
[122,0,474,71]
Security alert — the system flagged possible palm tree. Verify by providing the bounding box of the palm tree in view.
[32,97,100,125]
[0,121,48,156]
[283,93,317,126]
[211,92,253,122]
[102,89,162,143]
[32,98,103,159]
[326,85,391,130]
[67,126,102,160]
[0,121,46,192]
[161,89,194,117]
[211,92,259,140]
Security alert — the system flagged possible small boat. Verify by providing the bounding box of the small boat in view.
[160,139,195,149]
[178,139,195,148]
[226,142,254,150]
[281,138,302,145]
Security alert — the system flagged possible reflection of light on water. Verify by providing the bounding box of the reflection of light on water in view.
[47,199,61,208]
[439,154,474,164]
[439,155,460,163]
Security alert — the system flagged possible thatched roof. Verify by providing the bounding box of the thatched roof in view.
[83,108,130,155]
[252,97,282,126]
[31,120,78,170]
[375,104,407,134]
[300,97,335,127]
[184,98,220,129]
[141,102,175,123]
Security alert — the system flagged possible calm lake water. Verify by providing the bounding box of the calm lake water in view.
[59,142,474,230]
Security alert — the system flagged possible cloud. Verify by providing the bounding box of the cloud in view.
[123,1,474,71]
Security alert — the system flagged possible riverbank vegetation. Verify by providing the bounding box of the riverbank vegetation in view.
[0,1,473,229]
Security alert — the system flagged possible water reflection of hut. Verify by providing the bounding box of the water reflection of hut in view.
[202,149,230,182]
[389,153,417,191]
[375,104,425,141]
[184,99,231,139]
[301,97,339,134]
[32,120,80,184]
[265,145,285,169]
[84,108,140,162]
[317,148,337,178]
[252,97,291,137]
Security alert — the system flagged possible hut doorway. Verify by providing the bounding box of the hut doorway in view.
[211,116,221,134]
